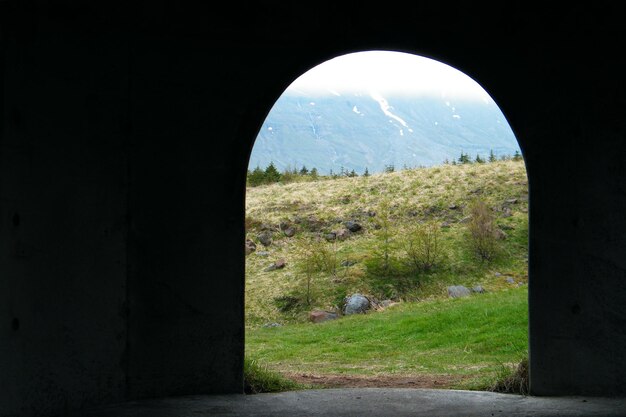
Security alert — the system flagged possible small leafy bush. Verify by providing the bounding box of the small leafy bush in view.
[467,198,499,261]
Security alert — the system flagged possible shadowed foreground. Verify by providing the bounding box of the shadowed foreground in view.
[77,389,626,417]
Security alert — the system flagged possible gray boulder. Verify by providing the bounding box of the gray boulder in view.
[344,293,370,315]
[447,285,471,298]
[258,231,272,247]
[344,221,362,232]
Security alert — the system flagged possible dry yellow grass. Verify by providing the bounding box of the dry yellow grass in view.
[245,160,528,328]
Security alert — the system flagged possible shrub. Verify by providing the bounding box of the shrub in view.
[405,220,444,271]
[467,198,499,261]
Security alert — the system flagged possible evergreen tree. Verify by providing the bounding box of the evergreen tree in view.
[513,150,523,161]
[348,169,357,177]
[264,162,282,183]
[310,167,318,179]
[458,151,471,164]
[475,154,485,163]
[247,165,266,187]
[299,165,309,175]
[488,149,497,163]
[384,164,395,173]
[363,167,370,177]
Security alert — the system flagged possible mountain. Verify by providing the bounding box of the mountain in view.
[249,89,520,174]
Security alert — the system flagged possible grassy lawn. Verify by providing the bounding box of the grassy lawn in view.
[246,285,528,390]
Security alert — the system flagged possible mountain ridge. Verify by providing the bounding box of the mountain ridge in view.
[249,90,520,174]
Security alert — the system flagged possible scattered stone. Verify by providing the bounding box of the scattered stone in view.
[258,231,272,247]
[505,277,516,284]
[448,203,458,210]
[472,286,485,294]
[447,285,471,298]
[245,239,256,255]
[367,210,377,217]
[264,258,286,272]
[279,221,290,231]
[441,221,451,228]
[336,229,352,241]
[344,293,370,315]
[495,272,502,277]
[495,228,507,240]
[501,207,513,218]
[379,299,398,308]
[263,322,282,328]
[309,310,339,323]
[341,259,357,267]
[505,198,519,204]
[256,251,270,257]
[325,232,337,241]
[283,227,296,237]
[344,221,362,232]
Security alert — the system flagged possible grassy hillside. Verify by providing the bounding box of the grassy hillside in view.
[247,285,528,390]
[245,159,528,328]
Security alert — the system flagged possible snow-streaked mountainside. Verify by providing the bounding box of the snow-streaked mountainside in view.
[249,89,520,174]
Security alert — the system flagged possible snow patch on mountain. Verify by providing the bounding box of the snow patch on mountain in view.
[370,92,408,128]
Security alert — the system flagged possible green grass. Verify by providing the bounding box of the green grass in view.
[243,357,309,394]
[246,285,528,390]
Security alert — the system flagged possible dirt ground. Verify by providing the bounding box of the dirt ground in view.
[284,373,467,389]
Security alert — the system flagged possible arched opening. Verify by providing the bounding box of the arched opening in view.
[244,50,528,393]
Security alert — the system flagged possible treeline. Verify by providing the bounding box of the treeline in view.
[445,149,523,165]
[247,149,523,187]
[247,163,371,187]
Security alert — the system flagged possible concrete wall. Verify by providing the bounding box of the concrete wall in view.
[1,2,625,416]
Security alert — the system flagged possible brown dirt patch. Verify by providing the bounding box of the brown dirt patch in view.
[284,373,466,389]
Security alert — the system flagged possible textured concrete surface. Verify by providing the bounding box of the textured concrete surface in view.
[77,389,626,417]
[2,2,626,417]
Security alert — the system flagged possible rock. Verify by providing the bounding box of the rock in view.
[256,251,270,257]
[283,227,295,237]
[341,259,356,267]
[245,239,256,255]
[279,221,290,231]
[324,232,336,241]
[336,229,351,241]
[264,258,286,272]
[258,231,272,247]
[344,293,370,315]
[505,277,516,284]
[472,286,485,294]
[263,322,282,328]
[309,310,339,323]
[447,285,471,298]
[495,228,507,240]
[344,221,362,232]
[505,198,518,204]
[448,203,458,210]
[379,299,397,308]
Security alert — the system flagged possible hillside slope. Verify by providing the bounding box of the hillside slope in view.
[245,159,528,328]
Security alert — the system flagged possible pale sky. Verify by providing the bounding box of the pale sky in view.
[287,50,491,101]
